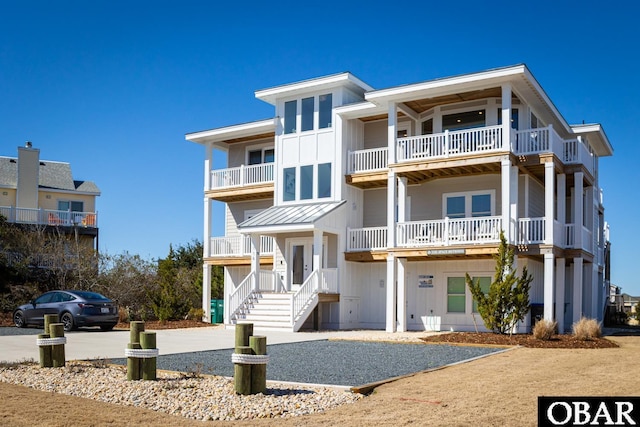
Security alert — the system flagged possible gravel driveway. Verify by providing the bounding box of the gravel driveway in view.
[112,340,501,387]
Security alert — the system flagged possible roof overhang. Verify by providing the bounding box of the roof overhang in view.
[255,72,373,105]
[238,200,346,235]
[570,123,614,157]
[185,118,276,149]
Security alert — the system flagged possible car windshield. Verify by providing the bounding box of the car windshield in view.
[72,291,110,301]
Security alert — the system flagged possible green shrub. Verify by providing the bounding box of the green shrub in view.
[572,317,601,341]
[532,319,557,340]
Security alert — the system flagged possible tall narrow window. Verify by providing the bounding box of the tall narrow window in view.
[317,163,331,198]
[446,196,465,219]
[471,194,491,217]
[284,100,297,134]
[319,93,332,128]
[421,118,433,135]
[264,149,274,163]
[498,108,519,130]
[300,165,313,200]
[283,167,296,201]
[447,277,466,313]
[301,97,314,132]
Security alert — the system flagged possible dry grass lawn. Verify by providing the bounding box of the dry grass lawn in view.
[0,335,637,426]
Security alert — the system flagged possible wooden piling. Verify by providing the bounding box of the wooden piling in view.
[49,323,65,368]
[250,335,267,394]
[44,314,59,333]
[38,333,52,368]
[126,342,141,380]
[234,346,252,395]
[235,323,253,348]
[130,321,145,344]
[140,332,157,381]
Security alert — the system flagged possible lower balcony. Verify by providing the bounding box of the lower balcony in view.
[207,235,274,263]
[0,206,98,228]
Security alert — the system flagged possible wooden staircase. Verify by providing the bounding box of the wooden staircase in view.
[235,292,294,331]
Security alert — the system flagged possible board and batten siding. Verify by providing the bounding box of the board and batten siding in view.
[225,200,272,237]
[362,188,387,227]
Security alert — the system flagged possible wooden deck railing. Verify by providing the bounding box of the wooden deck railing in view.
[0,206,98,228]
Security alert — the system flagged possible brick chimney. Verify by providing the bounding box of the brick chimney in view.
[16,142,40,209]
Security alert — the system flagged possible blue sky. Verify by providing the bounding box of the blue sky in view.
[1,1,638,294]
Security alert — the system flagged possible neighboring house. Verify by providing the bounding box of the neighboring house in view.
[621,293,640,315]
[186,64,613,333]
[0,143,101,251]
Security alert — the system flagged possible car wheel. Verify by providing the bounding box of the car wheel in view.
[100,325,115,331]
[13,310,26,328]
[61,312,75,331]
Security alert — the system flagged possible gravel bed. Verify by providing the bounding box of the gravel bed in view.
[0,326,43,336]
[111,340,501,387]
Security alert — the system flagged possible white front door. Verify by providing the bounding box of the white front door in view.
[286,237,328,292]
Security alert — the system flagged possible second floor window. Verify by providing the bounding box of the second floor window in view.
[58,200,83,212]
[284,100,297,134]
[282,93,333,134]
[248,148,274,165]
[282,163,332,203]
[444,191,493,218]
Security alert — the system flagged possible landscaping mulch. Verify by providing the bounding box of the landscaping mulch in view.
[420,332,619,349]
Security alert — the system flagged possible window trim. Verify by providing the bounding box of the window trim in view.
[442,190,495,218]
[246,144,275,165]
[446,276,466,314]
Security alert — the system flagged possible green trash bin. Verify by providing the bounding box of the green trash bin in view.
[216,299,224,324]
[210,299,218,324]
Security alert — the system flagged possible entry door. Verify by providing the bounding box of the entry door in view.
[288,238,313,291]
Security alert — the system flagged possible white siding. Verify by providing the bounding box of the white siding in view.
[225,200,272,236]
[528,177,545,218]
[362,188,387,227]
[363,120,387,150]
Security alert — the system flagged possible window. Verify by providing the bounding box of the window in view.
[248,148,274,165]
[444,191,494,218]
[301,97,314,132]
[319,94,332,128]
[284,100,297,134]
[58,201,83,212]
[421,118,433,135]
[497,108,519,130]
[471,277,491,312]
[531,112,539,129]
[442,110,486,131]
[447,277,466,313]
[317,163,331,198]
[264,148,274,163]
[300,165,313,200]
[283,167,296,201]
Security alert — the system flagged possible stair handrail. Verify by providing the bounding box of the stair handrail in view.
[228,272,255,322]
[291,270,318,326]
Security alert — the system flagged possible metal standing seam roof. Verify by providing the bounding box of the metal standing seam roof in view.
[238,201,345,230]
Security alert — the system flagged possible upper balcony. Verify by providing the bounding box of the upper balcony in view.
[346,125,596,188]
[0,206,98,229]
[207,163,274,202]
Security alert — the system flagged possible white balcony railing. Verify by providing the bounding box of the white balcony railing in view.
[516,217,546,244]
[346,226,387,251]
[347,147,388,174]
[210,163,274,190]
[0,206,98,228]
[209,235,274,257]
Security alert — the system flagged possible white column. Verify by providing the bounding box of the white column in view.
[202,264,212,323]
[386,254,397,332]
[387,171,397,249]
[204,143,213,191]
[574,172,584,249]
[544,162,555,245]
[501,84,512,148]
[557,174,566,246]
[398,177,407,222]
[573,257,583,322]
[313,229,323,290]
[388,102,397,164]
[591,263,599,318]
[501,158,512,242]
[397,257,407,332]
[203,198,211,258]
[585,186,594,251]
[555,257,565,333]
[250,234,260,291]
[510,164,518,242]
[543,253,555,321]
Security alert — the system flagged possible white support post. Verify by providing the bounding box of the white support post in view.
[543,253,555,321]
[202,264,212,323]
[573,257,583,322]
[204,143,212,191]
[501,158,512,242]
[591,263,599,318]
[397,258,407,332]
[388,102,397,164]
[555,258,565,333]
[574,172,584,249]
[398,177,407,223]
[203,198,211,258]
[544,162,555,245]
[386,254,397,333]
[250,234,260,291]
[313,229,322,291]
[557,174,566,243]
[387,171,397,249]
[501,84,512,148]
[510,164,518,242]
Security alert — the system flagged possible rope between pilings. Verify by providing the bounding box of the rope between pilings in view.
[124,348,159,358]
[231,353,270,365]
[36,337,67,346]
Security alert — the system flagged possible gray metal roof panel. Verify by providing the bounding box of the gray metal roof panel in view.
[238,201,345,229]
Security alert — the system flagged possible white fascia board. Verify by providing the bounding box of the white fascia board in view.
[570,123,614,156]
[185,118,275,145]
[255,72,374,105]
[239,223,315,235]
[365,65,527,103]
[42,188,101,196]
[334,101,385,119]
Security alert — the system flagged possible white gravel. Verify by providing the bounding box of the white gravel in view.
[0,363,363,421]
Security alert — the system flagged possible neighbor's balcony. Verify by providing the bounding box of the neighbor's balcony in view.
[0,206,98,228]
[347,125,595,176]
[208,235,274,258]
[207,163,274,202]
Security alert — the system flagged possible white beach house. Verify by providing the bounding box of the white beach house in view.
[186,64,612,333]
